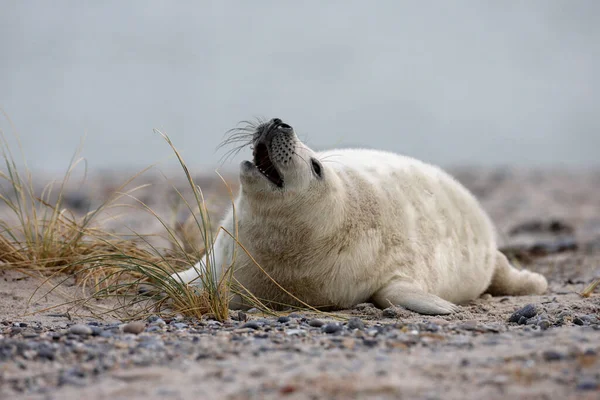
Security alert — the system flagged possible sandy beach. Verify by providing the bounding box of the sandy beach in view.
[1,167,599,399]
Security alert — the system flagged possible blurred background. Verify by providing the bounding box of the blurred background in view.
[1,0,599,174]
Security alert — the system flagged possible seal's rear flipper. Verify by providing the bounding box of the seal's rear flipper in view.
[486,251,548,296]
[372,280,459,315]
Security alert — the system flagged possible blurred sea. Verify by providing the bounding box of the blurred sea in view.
[1,1,599,174]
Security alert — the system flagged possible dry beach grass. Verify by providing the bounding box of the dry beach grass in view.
[0,125,238,322]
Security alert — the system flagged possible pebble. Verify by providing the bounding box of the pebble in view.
[573,317,585,326]
[90,327,103,336]
[9,327,22,335]
[147,315,161,323]
[277,316,291,324]
[542,350,565,361]
[508,304,538,323]
[236,311,248,322]
[382,307,400,318]
[68,324,93,336]
[123,321,146,335]
[37,347,56,361]
[457,320,478,331]
[423,323,441,332]
[171,323,188,330]
[347,317,365,330]
[150,318,167,327]
[576,379,599,391]
[308,319,324,328]
[242,321,261,330]
[99,330,115,338]
[322,323,342,334]
[286,329,306,336]
[537,320,551,330]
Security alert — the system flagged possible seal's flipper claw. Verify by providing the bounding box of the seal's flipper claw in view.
[372,280,459,315]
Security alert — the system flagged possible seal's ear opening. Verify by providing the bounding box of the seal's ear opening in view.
[311,158,323,179]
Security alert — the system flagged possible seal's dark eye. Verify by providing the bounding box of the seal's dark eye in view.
[311,158,322,178]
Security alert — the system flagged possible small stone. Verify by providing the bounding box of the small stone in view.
[576,379,599,391]
[537,320,551,330]
[542,350,565,361]
[37,347,56,361]
[9,327,22,335]
[123,321,146,335]
[322,323,342,334]
[68,324,93,336]
[287,313,302,319]
[308,319,324,328]
[237,311,247,322]
[246,308,260,314]
[99,329,114,338]
[90,327,103,336]
[150,318,166,327]
[242,321,261,330]
[508,304,537,323]
[172,323,188,330]
[147,315,160,323]
[382,308,399,318]
[146,326,163,333]
[423,323,441,332]
[517,316,528,325]
[584,348,597,356]
[458,320,478,331]
[347,317,365,330]
[573,317,585,326]
[277,316,291,324]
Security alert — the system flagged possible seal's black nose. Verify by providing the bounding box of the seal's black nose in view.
[272,118,292,130]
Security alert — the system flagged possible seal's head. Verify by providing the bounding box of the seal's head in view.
[238,118,326,197]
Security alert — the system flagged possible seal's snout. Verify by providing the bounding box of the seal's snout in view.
[255,118,293,146]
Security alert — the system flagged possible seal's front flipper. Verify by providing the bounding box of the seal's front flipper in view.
[372,280,459,315]
[170,261,206,286]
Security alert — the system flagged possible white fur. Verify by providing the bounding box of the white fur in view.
[172,120,547,314]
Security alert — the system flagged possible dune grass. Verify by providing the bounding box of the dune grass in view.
[0,115,241,320]
[0,116,344,322]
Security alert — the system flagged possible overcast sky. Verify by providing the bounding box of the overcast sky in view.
[1,1,599,173]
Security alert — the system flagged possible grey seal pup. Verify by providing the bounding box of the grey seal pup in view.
[172,118,547,314]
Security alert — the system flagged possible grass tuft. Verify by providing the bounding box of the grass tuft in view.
[580,279,599,298]
[0,114,235,320]
[0,116,328,322]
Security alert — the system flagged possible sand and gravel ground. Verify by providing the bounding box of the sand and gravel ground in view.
[1,168,599,399]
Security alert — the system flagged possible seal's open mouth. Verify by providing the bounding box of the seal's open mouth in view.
[253,143,283,187]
